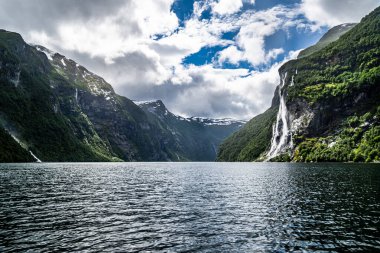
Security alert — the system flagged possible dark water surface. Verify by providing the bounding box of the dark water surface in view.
[0,163,379,252]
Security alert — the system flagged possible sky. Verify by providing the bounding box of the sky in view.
[0,0,378,119]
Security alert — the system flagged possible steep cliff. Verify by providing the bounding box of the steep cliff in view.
[218,6,380,162]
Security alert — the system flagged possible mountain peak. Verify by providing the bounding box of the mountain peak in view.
[298,23,356,58]
[34,45,115,97]
[318,23,357,44]
[135,100,170,118]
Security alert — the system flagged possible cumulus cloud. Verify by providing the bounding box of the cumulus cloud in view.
[164,51,299,119]
[216,6,300,66]
[301,0,379,28]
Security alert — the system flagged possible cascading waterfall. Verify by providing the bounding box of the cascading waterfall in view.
[75,88,78,103]
[267,72,290,160]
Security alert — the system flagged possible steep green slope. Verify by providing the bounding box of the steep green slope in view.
[0,30,179,162]
[217,107,277,162]
[298,23,356,58]
[44,49,181,161]
[0,31,115,162]
[293,107,380,162]
[217,6,380,162]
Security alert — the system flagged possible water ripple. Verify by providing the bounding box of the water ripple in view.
[1,162,380,252]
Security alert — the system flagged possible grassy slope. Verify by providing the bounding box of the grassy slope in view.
[217,107,278,161]
[298,23,356,59]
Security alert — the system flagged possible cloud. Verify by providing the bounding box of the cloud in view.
[0,0,130,35]
[218,46,244,65]
[212,0,244,15]
[216,6,299,66]
[23,0,178,64]
[170,51,298,119]
[118,51,300,119]
[2,0,369,119]
[301,0,379,28]
[0,0,304,118]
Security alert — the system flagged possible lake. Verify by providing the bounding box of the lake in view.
[0,162,379,252]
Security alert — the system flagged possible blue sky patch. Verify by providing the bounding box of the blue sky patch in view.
[169,0,330,72]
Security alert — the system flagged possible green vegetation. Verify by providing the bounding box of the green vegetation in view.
[0,30,116,162]
[293,107,380,162]
[287,7,380,163]
[288,66,380,104]
[217,107,277,161]
[286,7,380,102]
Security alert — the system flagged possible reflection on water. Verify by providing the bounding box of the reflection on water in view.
[0,162,379,252]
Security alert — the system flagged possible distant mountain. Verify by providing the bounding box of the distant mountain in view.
[218,6,380,162]
[0,31,244,162]
[137,100,245,161]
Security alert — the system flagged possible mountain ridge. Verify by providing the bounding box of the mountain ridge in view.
[298,23,357,59]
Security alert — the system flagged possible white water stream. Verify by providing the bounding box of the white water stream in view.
[75,88,78,103]
[29,151,42,163]
[267,72,290,160]
[9,131,42,163]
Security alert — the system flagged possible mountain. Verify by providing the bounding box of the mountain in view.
[298,23,356,59]
[137,100,245,161]
[0,31,243,162]
[217,6,380,162]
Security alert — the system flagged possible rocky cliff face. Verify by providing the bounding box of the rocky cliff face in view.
[218,6,380,162]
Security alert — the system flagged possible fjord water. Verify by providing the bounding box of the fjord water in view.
[0,163,379,252]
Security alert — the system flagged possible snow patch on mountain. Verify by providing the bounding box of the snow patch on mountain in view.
[135,100,246,126]
[35,45,56,61]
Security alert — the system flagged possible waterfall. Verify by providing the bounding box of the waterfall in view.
[267,72,290,160]
[29,151,42,163]
[75,88,78,103]
[8,129,42,163]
